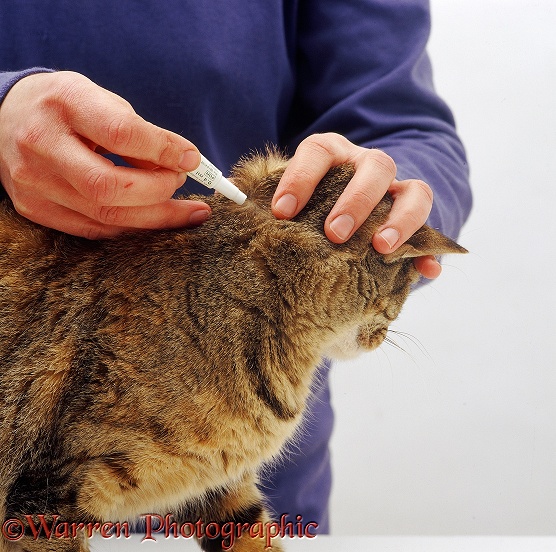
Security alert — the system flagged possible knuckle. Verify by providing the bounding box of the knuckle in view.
[412,178,434,204]
[284,164,316,187]
[156,134,180,167]
[42,72,89,116]
[82,167,118,204]
[94,205,128,226]
[302,133,343,159]
[349,188,377,208]
[12,196,38,220]
[82,224,107,241]
[368,149,397,178]
[9,159,34,184]
[106,116,135,150]
[13,121,49,153]
[399,209,423,230]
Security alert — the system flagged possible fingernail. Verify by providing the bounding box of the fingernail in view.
[189,209,211,226]
[329,214,355,241]
[274,193,298,218]
[179,150,200,171]
[378,227,400,249]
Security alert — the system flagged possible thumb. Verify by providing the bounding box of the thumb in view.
[62,72,201,171]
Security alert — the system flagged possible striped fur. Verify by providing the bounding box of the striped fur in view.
[0,151,465,551]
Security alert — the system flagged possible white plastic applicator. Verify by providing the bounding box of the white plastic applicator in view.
[187,154,247,205]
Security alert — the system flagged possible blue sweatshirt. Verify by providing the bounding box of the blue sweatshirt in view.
[0,0,472,532]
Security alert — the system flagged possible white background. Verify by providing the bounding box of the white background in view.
[329,0,556,535]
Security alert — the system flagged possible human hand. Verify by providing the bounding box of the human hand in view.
[271,133,442,279]
[0,71,211,239]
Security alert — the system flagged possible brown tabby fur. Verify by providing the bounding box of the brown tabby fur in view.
[0,151,466,551]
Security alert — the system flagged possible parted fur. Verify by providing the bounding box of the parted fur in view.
[0,151,466,551]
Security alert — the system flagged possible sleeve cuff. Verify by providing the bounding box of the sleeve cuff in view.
[0,67,55,106]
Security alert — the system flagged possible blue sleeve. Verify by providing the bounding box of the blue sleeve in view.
[0,68,54,105]
[0,68,54,198]
[287,0,472,239]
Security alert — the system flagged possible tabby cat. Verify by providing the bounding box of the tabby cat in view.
[0,151,466,551]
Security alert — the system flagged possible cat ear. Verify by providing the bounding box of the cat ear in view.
[383,225,467,262]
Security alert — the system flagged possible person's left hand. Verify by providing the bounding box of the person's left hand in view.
[271,133,441,279]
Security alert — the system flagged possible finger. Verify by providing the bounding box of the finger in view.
[272,133,357,219]
[11,195,132,239]
[52,136,191,207]
[81,140,161,171]
[14,190,211,238]
[82,199,211,230]
[413,256,442,279]
[372,178,433,253]
[80,142,160,171]
[323,149,397,243]
[20,167,212,231]
[65,77,200,172]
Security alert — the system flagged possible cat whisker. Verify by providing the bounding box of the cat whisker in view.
[389,330,431,358]
[383,332,422,365]
[383,335,407,354]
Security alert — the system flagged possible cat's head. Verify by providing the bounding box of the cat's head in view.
[198,150,466,359]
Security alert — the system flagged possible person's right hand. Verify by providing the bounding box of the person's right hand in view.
[0,71,211,239]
